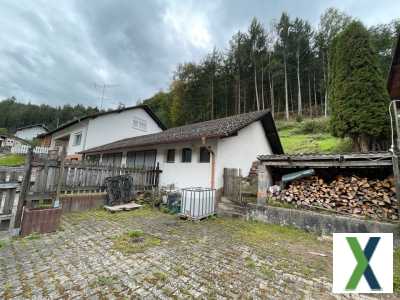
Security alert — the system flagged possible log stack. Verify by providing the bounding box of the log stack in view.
[271,175,398,220]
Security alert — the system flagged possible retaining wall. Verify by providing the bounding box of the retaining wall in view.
[218,197,400,244]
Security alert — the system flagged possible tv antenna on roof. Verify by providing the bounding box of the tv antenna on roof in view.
[94,83,120,109]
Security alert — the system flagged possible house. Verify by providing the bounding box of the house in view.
[388,34,400,99]
[81,110,283,191]
[15,124,48,141]
[0,134,29,148]
[38,105,166,159]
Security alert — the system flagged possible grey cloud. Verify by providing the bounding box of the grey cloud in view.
[0,0,399,109]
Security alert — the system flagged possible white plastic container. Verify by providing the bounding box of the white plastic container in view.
[180,187,215,220]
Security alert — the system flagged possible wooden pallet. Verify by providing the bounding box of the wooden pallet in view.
[104,202,142,213]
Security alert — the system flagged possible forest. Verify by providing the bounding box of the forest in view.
[0,97,100,132]
[142,8,399,128]
[0,8,398,147]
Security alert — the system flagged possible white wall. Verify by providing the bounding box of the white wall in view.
[215,121,272,189]
[91,120,273,191]
[15,126,47,141]
[156,140,216,189]
[85,108,163,150]
[51,121,88,155]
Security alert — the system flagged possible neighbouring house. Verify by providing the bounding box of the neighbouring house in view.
[81,110,283,192]
[388,34,400,99]
[15,124,48,141]
[0,134,29,148]
[38,105,166,160]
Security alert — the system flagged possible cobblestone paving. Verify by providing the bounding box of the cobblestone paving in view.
[0,208,397,299]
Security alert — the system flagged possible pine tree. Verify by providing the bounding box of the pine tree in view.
[329,21,390,152]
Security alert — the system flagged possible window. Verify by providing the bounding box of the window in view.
[86,154,100,164]
[126,150,157,169]
[132,117,147,131]
[166,149,175,163]
[181,148,192,163]
[199,147,210,163]
[101,152,122,167]
[73,132,82,146]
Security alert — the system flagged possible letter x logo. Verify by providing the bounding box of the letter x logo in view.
[346,237,381,291]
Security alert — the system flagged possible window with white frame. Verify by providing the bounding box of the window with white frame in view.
[73,132,82,146]
[132,117,147,131]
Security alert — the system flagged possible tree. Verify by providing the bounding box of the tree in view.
[276,13,291,120]
[329,21,390,152]
[316,8,352,117]
[169,80,186,127]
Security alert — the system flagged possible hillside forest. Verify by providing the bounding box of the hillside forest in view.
[0,8,399,151]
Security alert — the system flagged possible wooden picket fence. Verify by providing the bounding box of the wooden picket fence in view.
[0,150,162,234]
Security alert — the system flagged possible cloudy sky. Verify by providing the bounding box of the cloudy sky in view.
[1,0,399,109]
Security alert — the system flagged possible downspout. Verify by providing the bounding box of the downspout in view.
[202,137,215,189]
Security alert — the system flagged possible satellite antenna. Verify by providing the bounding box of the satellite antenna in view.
[94,83,120,109]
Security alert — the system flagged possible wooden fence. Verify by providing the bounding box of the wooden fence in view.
[223,168,242,204]
[0,167,24,232]
[0,151,162,233]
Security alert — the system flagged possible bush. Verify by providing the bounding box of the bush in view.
[293,118,329,135]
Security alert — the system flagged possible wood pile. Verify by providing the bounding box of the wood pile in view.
[271,176,398,220]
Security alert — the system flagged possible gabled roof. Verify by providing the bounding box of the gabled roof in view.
[39,104,166,138]
[388,34,400,99]
[81,110,284,155]
[16,124,48,132]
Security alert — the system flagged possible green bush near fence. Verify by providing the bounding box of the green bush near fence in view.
[0,154,25,166]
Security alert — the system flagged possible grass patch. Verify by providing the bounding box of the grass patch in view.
[95,275,118,287]
[112,231,161,254]
[276,117,352,154]
[245,257,256,269]
[395,248,400,293]
[0,154,25,166]
[260,265,274,279]
[145,271,168,285]
[65,206,160,224]
[0,239,8,249]
[24,232,41,240]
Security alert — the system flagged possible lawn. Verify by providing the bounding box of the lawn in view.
[276,117,352,154]
[0,154,25,166]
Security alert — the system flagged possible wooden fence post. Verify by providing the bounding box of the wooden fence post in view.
[55,146,67,207]
[257,164,272,206]
[14,147,33,229]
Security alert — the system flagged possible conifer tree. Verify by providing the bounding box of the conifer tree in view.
[329,21,390,151]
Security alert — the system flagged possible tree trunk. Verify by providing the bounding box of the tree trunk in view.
[254,65,260,111]
[297,49,302,116]
[261,67,265,110]
[284,55,289,120]
[322,51,328,117]
[313,71,317,116]
[308,73,312,118]
[270,72,275,118]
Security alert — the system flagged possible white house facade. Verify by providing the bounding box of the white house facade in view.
[39,105,166,158]
[15,124,48,141]
[81,110,283,191]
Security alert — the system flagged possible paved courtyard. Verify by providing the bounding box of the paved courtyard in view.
[0,207,397,299]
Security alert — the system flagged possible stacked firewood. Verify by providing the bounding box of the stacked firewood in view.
[271,175,398,220]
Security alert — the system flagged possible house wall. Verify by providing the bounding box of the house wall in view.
[89,120,273,191]
[51,121,89,156]
[215,121,272,188]
[156,140,217,189]
[85,108,163,150]
[15,127,47,141]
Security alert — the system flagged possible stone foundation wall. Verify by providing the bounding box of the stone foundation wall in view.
[217,197,400,245]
